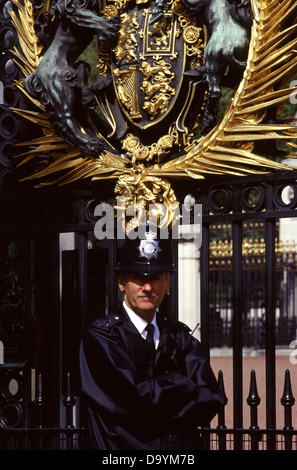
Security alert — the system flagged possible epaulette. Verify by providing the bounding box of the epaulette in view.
[162,316,191,333]
[175,321,191,334]
[94,314,123,331]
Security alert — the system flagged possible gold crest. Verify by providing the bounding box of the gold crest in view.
[8,0,297,222]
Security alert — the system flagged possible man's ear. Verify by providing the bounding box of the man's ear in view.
[118,273,125,292]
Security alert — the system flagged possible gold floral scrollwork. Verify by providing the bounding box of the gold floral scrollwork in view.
[158,134,175,150]
[114,170,179,232]
[183,25,200,44]
[99,5,120,76]
[121,134,141,154]
[121,133,176,164]
[173,0,204,67]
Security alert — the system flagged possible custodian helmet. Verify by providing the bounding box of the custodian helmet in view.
[115,221,176,276]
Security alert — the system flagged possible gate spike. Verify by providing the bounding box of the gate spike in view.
[247,369,261,430]
[33,371,43,429]
[216,370,228,450]
[63,371,76,429]
[218,370,228,406]
[34,371,43,405]
[217,370,228,429]
[281,369,295,431]
[247,369,261,407]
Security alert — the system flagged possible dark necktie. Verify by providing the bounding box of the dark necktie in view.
[145,323,155,349]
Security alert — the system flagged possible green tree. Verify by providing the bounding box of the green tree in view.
[78,36,100,85]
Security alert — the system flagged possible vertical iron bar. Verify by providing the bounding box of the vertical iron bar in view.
[63,371,76,450]
[77,232,88,324]
[22,352,31,448]
[200,202,210,449]
[108,237,118,313]
[265,183,276,449]
[232,217,243,449]
[23,237,33,450]
[34,371,43,449]
[171,237,179,321]
[77,230,88,451]
[200,219,210,358]
[53,233,62,450]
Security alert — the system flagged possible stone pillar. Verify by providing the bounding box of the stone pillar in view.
[178,230,201,340]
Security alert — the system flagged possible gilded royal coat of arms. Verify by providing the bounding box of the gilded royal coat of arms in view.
[8,0,297,222]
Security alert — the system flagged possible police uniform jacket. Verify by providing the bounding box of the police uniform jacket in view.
[79,306,224,450]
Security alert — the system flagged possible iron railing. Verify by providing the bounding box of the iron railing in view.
[1,367,297,450]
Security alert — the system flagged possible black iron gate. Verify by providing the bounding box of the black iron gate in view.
[196,170,297,450]
[1,170,297,450]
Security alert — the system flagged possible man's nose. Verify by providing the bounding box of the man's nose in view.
[143,281,153,291]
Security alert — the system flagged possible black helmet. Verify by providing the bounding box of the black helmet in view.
[115,221,176,275]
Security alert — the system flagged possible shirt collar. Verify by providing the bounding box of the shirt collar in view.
[123,301,158,336]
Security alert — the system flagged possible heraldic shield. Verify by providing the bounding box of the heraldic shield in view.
[97,0,207,148]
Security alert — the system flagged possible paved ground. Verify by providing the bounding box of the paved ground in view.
[209,352,297,429]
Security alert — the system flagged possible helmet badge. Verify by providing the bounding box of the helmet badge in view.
[139,230,162,261]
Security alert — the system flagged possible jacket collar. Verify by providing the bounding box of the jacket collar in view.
[117,304,170,352]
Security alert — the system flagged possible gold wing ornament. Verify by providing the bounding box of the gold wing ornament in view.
[9,0,297,224]
[169,0,297,177]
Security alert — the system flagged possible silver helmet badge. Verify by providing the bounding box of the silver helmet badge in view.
[139,229,162,261]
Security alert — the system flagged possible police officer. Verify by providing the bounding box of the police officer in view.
[79,221,224,450]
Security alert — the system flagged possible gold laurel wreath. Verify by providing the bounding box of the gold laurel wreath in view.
[9,0,297,220]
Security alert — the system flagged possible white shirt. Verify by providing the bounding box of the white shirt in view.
[123,301,160,349]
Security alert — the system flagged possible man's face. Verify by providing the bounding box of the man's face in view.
[119,271,171,321]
